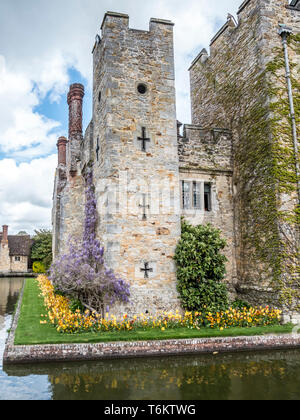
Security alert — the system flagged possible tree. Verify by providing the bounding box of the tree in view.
[31,229,53,270]
[174,220,229,312]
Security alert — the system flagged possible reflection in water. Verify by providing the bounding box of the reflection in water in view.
[0,278,23,331]
[4,351,300,400]
[1,277,300,400]
[0,278,51,400]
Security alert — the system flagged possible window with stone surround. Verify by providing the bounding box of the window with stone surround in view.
[15,256,21,262]
[181,180,212,212]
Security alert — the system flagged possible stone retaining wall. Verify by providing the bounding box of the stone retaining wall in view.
[4,333,300,366]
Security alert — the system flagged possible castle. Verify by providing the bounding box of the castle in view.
[52,0,299,320]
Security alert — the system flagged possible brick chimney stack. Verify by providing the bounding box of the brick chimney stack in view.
[57,136,68,166]
[67,83,85,139]
[2,225,8,243]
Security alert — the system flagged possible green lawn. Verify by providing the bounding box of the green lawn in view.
[14,278,294,346]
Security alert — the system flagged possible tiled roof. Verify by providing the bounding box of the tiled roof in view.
[0,233,32,256]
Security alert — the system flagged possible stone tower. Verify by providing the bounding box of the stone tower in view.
[92,12,182,315]
[53,12,182,316]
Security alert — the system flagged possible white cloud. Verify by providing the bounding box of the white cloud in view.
[0,156,57,234]
[0,56,62,157]
[0,0,242,122]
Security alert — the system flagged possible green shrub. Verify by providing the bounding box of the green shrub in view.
[231,299,251,310]
[42,253,53,271]
[31,229,52,270]
[32,261,46,274]
[69,298,85,314]
[174,220,229,312]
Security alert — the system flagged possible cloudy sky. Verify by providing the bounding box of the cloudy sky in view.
[0,0,242,235]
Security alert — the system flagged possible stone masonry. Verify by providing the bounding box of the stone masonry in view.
[189,0,299,319]
[52,2,299,318]
[0,225,31,273]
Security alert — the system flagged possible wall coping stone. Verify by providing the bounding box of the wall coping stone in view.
[210,21,229,46]
[101,11,129,30]
[150,18,174,26]
[237,0,252,15]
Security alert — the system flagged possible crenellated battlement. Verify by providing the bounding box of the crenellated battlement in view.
[98,11,174,48]
[93,12,175,71]
[190,0,300,127]
[190,0,299,72]
[101,11,129,30]
[100,11,174,32]
[178,125,233,173]
[237,0,252,15]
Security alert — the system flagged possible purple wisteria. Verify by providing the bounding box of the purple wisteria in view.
[50,166,130,313]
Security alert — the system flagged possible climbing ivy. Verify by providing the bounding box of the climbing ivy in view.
[265,33,300,309]
[192,22,299,311]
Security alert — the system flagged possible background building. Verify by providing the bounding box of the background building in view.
[0,226,32,273]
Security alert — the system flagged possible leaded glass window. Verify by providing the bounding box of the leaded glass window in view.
[182,181,191,209]
[193,181,201,209]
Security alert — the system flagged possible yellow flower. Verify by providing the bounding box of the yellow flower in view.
[161,327,165,331]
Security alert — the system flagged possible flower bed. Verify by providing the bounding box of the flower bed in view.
[37,275,282,334]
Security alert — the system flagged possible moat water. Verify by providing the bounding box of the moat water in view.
[1,277,300,400]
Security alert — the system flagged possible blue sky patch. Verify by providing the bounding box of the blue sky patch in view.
[34,67,92,139]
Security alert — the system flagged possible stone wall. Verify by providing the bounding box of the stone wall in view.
[189,0,299,314]
[10,256,28,273]
[178,125,236,295]
[179,125,233,172]
[0,245,28,273]
[0,242,10,273]
[52,173,85,257]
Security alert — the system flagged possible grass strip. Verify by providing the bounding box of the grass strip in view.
[14,278,294,346]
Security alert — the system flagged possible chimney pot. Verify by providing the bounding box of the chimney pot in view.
[67,83,85,138]
[2,225,8,242]
[57,136,68,166]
